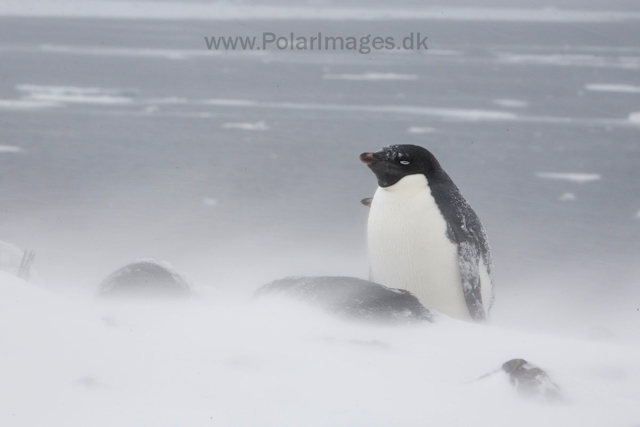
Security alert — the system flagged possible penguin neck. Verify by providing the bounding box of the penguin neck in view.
[378,174,430,196]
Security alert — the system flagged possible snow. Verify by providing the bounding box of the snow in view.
[536,172,602,183]
[1,271,639,426]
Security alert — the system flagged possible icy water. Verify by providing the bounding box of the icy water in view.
[2,11,639,290]
[1,2,640,424]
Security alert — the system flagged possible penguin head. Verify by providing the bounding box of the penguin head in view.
[360,145,442,187]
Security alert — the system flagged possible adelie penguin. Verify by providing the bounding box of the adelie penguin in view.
[360,145,495,322]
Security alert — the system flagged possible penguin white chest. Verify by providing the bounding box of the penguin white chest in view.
[367,174,470,320]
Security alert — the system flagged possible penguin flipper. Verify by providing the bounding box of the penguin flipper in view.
[361,197,373,207]
[457,241,486,322]
[438,187,493,322]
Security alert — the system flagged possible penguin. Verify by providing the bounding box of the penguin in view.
[360,144,495,322]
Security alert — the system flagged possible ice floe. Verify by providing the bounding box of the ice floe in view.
[204,99,259,107]
[39,44,224,59]
[493,99,528,108]
[628,112,640,123]
[202,198,218,207]
[536,172,601,183]
[198,99,518,121]
[222,121,269,131]
[407,126,436,134]
[585,84,640,93]
[144,97,189,105]
[558,192,577,202]
[17,84,136,105]
[496,53,640,69]
[323,73,418,81]
[0,145,22,153]
[39,44,264,59]
[8,88,636,129]
[0,99,59,109]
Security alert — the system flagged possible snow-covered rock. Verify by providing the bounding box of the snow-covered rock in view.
[256,276,433,323]
[98,260,191,298]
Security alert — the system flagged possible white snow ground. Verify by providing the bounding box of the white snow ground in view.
[2,271,639,427]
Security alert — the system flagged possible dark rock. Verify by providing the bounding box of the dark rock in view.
[98,260,191,298]
[255,276,433,324]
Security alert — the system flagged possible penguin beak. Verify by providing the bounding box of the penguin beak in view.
[359,152,381,166]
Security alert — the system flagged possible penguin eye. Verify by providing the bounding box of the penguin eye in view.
[400,160,410,165]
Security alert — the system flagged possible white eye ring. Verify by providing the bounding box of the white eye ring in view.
[400,160,410,165]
